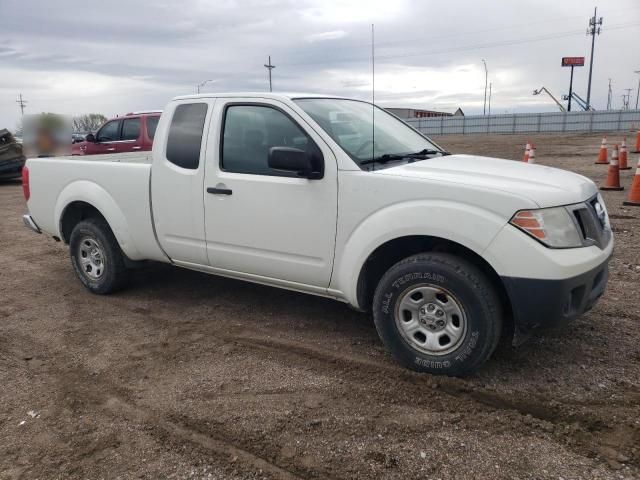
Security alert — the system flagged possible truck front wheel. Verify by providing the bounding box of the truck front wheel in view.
[373,253,502,376]
[69,218,128,294]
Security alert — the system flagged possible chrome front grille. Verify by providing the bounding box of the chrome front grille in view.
[569,196,611,249]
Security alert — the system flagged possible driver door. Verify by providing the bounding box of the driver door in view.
[202,98,338,288]
[93,119,121,154]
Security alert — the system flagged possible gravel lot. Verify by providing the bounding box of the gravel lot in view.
[1,133,639,480]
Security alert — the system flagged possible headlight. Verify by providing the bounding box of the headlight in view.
[510,206,583,248]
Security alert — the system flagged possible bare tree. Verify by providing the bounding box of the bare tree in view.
[73,114,107,133]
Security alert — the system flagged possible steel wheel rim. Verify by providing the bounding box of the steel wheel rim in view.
[78,237,106,280]
[394,284,467,356]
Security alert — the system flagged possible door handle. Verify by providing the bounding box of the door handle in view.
[132,146,142,150]
[207,187,233,195]
[106,147,116,151]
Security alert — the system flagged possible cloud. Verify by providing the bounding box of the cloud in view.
[305,31,348,43]
[0,0,639,128]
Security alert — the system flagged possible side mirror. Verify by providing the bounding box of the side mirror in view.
[268,147,319,178]
[85,133,96,143]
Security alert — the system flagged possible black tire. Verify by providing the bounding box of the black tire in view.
[69,218,128,294]
[372,253,502,376]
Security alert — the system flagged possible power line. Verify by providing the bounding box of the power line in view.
[279,22,640,68]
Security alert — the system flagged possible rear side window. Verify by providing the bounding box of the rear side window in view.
[121,118,141,141]
[97,120,121,142]
[166,103,208,169]
[147,116,160,140]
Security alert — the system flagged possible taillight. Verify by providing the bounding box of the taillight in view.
[22,165,30,201]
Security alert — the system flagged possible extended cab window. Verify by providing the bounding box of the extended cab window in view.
[147,116,160,140]
[121,118,141,141]
[97,120,121,142]
[166,103,208,169]
[221,105,318,176]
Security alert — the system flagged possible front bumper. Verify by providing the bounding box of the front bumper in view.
[502,253,610,335]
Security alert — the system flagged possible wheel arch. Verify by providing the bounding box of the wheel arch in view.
[55,180,143,259]
[355,235,514,341]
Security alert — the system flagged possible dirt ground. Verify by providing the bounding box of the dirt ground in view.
[1,133,639,480]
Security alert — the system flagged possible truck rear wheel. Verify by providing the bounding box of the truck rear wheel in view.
[69,218,128,294]
[372,253,502,376]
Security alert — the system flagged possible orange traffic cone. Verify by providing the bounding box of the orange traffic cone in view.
[523,142,531,162]
[623,157,640,206]
[600,145,623,191]
[619,138,631,170]
[633,130,640,154]
[595,136,608,164]
[527,145,536,164]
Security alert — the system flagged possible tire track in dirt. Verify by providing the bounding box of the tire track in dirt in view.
[103,298,640,471]
[5,244,637,473]
[223,333,640,469]
[35,296,345,480]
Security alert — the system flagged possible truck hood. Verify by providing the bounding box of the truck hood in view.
[377,154,597,208]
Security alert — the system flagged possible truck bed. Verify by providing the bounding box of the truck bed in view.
[26,153,166,262]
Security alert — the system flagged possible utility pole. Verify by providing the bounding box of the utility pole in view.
[264,56,275,92]
[16,93,27,116]
[488,82,492,115]
[623,88,632,110]
[635,70,640,109]
[482,59,488,115]
[585,7,603,110]
[606,78,612,110]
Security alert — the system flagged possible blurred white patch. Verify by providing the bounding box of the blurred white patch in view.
[305,31,348,42]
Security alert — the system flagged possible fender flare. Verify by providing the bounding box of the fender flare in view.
[330,200,508,307]
[55,180,144,260]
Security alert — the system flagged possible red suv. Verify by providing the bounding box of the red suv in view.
[72,111,161,155]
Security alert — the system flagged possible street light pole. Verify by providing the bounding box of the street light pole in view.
[197,79,213,94]
[482,59,488,115]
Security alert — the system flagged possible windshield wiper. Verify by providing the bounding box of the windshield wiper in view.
[359,153,407,165]
[360,148,450,166]
[406,148,451,157]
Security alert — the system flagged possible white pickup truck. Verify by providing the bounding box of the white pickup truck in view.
[22,93,613,375]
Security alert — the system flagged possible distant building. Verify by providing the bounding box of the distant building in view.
[385,107,460,119]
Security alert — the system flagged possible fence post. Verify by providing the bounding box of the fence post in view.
[511,114,516,134]
[617,110,623,132]
[563,111,567,132]
[589,111,594,133]
[537,113,541,133]
[440,116,444,135]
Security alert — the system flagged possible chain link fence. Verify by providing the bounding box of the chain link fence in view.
[404,109,640,135]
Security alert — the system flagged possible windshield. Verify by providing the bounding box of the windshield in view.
[294,98,441,167]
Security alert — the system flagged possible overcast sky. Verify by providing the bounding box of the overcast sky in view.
[1,0,639,130]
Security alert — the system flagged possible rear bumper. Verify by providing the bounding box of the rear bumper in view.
[502,253,610,334]
[0,158,25,179]
[22,214,41,234]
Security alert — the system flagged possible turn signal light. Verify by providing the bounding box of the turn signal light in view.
[510,211,545,239]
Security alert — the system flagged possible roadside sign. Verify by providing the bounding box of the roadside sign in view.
[562,57,585,67]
